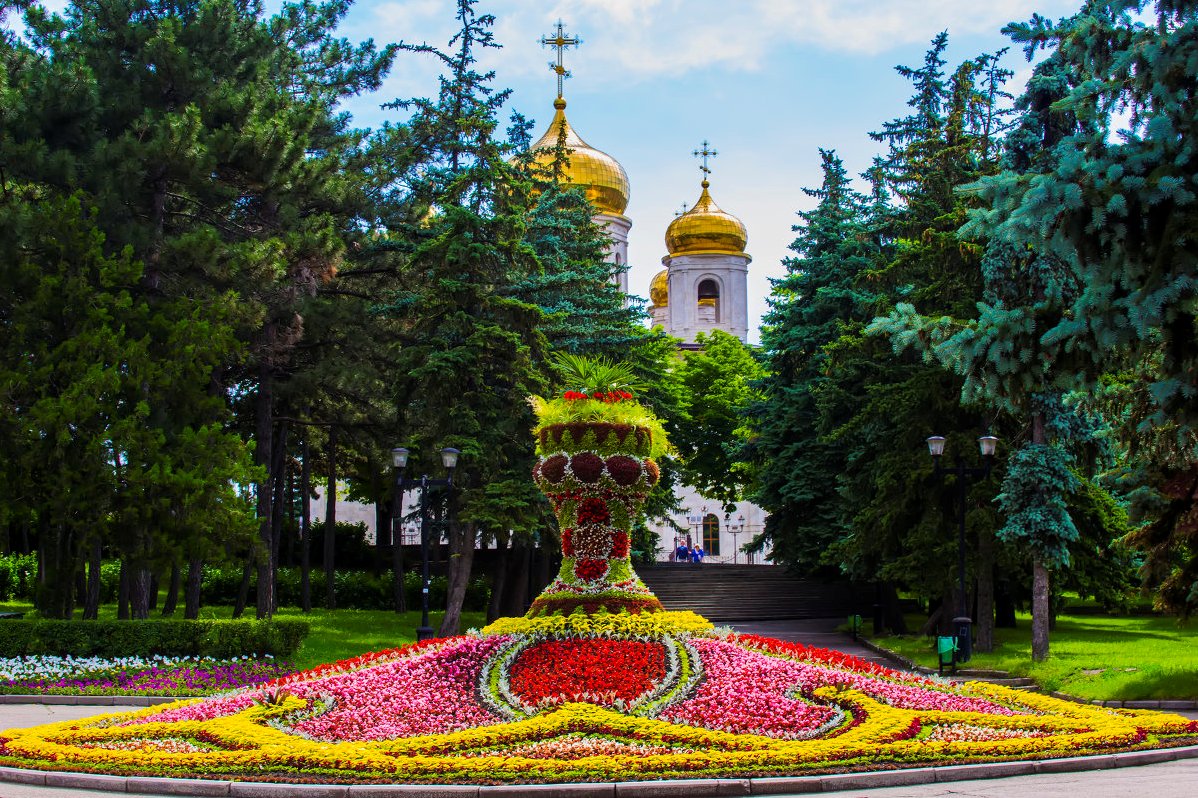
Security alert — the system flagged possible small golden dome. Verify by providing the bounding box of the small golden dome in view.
[665,180,747,256]
[650,269,669,307]
[529,98,629,216]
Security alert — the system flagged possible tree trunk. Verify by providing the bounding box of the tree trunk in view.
[301,428,312,613]
[255,373,275,619]
[129,564,151,620]
[1030,411,1050,662]
[438,518,476,637]
[501,541,531,618]
[147,572,159,611]
[1032,555,1050,661]
[161,563,181,617]
[975,526,996,653]
[269,421,289,612]
[83,539,101,620]
[324,427,337,610]
[880,580,908,634]
[118,560,130,620]
[184,558,203,620]
[486,536,509,624]
[232,559,253,619]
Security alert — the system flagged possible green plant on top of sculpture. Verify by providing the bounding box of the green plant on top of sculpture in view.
[529,353,670,458]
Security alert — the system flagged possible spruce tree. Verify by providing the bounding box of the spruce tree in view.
[377,0,547,635]
[749,150,877,573]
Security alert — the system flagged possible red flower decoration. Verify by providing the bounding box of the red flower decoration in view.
[643,459,660,486]
[573,558,608,581]
[569,452,604,483]
[540,454,568,484]
[561,528,575,556]
[610,531,630,558]
[576,497,610,525]
[509,639,666,708]
[604,455,641,486]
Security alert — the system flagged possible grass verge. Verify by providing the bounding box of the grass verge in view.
[873,611,1197,701]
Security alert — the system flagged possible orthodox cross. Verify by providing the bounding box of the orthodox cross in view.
[692,140,718,179]
[540,21,581,99]
[675,202,690,217]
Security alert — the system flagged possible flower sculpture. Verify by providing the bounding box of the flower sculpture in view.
[527,355,666,616]
[0,356,1195,787]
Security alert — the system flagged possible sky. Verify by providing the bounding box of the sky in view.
[28,0,1083,340]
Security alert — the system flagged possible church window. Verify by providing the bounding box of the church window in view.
[702,513,721,556]
[697,279,720,322]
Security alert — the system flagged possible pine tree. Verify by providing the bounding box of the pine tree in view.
[2,0,395,618]
[749,150,877,572]
[377,0,547,635]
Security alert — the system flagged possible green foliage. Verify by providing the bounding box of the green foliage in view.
[0,555,37,602]
[198,566,490,613]
[674,331,763,511]
[548,352,646,395]
[0,619,309,658]
[995,444,1080,565]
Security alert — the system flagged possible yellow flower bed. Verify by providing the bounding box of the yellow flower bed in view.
[481,609,713,638]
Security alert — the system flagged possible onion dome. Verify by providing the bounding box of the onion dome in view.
[665,180,747,256]
[649,269,669,308]
[530,98,630,216]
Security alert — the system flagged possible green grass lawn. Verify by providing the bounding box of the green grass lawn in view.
[0,601,488,671]
[873,611,1198,701]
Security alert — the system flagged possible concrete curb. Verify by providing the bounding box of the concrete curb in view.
[0,695,191,706]
[0,745,1193,797]
[1047,691,1198,711]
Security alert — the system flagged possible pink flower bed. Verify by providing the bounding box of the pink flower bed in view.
[660,639,840,738]
[660,639,1016,739]
[290,635,507,740]
[136,636,509,740]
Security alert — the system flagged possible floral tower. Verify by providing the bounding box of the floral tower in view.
[527,354,666,616]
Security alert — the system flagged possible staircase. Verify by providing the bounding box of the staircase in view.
[638,564,857,622]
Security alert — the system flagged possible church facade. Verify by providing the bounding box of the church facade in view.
[529,30,768,562]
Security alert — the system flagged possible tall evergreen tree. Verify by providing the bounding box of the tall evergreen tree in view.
[378,0,547,635]
[944,1,1198,616]
[749,150,878,573]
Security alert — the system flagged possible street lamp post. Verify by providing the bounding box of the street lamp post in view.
[391,446,460,641]
[728,514,745,564]
[926,434,997,664]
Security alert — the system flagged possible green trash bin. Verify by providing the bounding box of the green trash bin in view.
[936,635,958,675]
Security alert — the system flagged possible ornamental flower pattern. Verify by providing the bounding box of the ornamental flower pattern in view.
[0,384,1195,785]
[528,420,664,616]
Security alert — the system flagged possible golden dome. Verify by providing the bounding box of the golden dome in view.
[649,269,669,307]
[530,98,629,216]
[665,181,747,256]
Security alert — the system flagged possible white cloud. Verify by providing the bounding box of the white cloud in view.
[449,0,1083,89]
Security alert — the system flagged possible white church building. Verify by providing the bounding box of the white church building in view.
[318,24,770,564]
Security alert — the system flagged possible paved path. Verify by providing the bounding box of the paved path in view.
[729,617,894,666]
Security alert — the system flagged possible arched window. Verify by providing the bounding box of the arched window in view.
[702,513,721,556]
[697,278,721,322]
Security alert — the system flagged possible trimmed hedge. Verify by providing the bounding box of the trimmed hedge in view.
[0,619,309,659]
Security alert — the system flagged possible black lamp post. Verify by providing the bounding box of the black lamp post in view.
[391,446,460,641]
[926,434,998,664]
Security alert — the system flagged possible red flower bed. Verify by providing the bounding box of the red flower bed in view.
[509,639,667,707]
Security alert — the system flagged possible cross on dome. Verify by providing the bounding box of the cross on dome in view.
[540,20,581,99]
[692,140,718,184]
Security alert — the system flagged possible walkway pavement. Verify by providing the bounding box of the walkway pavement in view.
[729,617,894,666]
